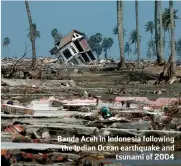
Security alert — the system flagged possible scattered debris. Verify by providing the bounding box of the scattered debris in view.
[1,56,181,165]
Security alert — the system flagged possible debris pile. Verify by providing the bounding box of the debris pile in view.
[1,95,181,165]
[1,56,181,165]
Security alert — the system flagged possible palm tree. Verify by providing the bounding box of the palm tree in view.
[3,37,10,50]
[113,26,127,37]
[160,0,176,83]
[147,39,156,59]
[124,42,132,59]
[129,30,141,50]
[94,44,102,59]
[27,23,40,40]
[162,8,179,57]
[129,30,136,49]
[145,21,154,40]
[51,29,58,37]
[101,37,114,59]
[3,37,10,57]
[135,0,141,65]
[87,33,103,59]
[25,0,36,68]
[162,8,179,33]
[94,33,102,43]
[51,28,63,44]
[169,0,176,77]
[145,21,156,58]
[117,0,126,68]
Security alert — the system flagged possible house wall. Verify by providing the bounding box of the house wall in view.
[60,43,73,62]
[55,50,63,61]
[70,43,79,55]
[79,38,90,51]
[59,43,81,64]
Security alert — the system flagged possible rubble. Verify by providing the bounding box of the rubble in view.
[99,128,181,138]
[110,121,152,130]
[2,104,34,115]
[1,57,181,165]
[1,97,181,165]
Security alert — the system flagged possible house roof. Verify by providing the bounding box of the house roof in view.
[57,29,84,49]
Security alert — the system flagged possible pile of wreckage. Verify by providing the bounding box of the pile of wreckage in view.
[1,58,96,79]
[1,96,181,165]
[1,57,68,80]
[2,57,172,80]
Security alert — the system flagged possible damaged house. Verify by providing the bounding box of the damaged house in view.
[50,30,96,65]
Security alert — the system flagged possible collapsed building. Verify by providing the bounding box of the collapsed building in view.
[50,29,96,65]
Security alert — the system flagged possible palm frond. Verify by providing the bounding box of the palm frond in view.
[145,21,154,34]
[113,26,127,36]
[27,23,40,40]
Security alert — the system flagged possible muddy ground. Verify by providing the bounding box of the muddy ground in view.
[3,66,181,101]
[72,66,181,98]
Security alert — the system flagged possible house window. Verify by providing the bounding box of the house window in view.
[87,51,96,60]
[62,49,72,59]
[70,45,77,54]
[81,53,90,63]
[74,40,84,52]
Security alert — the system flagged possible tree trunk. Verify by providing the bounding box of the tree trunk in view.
[117,0,126,68]
[168,29,171,58]
[25,0,36,68]
[135,0,141,66]
[164,30,166,59]
[104,50,107,59]
[7,46,10,58]
[155,0,163,65]
[158,0,164,64]
[169,0,176,77]
[151,33,154,59]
